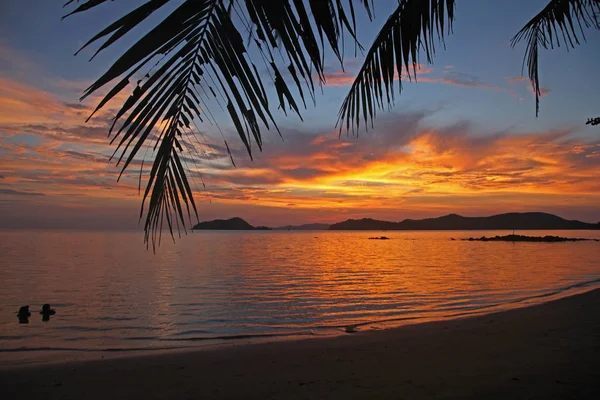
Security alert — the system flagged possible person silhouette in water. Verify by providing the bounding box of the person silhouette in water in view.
[17,305,31,324]
[40,304,56,322]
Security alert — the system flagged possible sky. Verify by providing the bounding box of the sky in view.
[0,0,599,230]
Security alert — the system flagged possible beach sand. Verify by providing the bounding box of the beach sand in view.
[1,289,599,399]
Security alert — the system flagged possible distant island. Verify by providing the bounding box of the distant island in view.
[192,217,270,230]
[192,218,329,231]
[463,234,599,242]
[329,212,599,231]
[192,213,599,231]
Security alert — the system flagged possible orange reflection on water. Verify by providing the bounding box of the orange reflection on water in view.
[0,229,598,354]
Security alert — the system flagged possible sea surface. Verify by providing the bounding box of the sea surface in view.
[1,229,599,364]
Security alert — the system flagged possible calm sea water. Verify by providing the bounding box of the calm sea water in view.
[1,229,599,363]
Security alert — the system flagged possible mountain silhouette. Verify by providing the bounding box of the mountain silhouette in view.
[192,213,598,231]
[192,217,270,230]
[329,212,599,231]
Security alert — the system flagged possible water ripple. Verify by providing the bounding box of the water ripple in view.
[0,229,599,357]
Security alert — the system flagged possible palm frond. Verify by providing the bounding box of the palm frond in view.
[337,0,455,135]
[62,0,115,18]
[586,116,600,125]
[511,0,600,117]
[64,0,371,248]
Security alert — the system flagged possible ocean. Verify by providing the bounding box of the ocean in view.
[1,229,599,364]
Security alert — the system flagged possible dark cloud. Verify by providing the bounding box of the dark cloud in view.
[195,170,284,186]
[62,150,109,164]
[438,72,503,91]
[0,188,44,196]
[63,102,90,111]
[283,167,331,180]
[6,123,111,144]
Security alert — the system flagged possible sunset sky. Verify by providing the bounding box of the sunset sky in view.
[0,0,599,230]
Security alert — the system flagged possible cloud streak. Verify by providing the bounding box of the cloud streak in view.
[3,93,599,227]
[164,112,600,223]
[0,188,45,196]
[0,49,595,228]
[320,66,505,92]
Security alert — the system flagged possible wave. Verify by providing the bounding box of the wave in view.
[342,276,600,328]
[508,276,600,304]
[3,278,598,354]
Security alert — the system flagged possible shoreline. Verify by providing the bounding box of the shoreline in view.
[2,281,598,370]
[2,288,599,399]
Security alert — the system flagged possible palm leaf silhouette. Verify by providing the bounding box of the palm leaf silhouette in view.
[64,0,371,248]
[511,0,600,116]
[337,0,455,134]
[587,117,600,125]
[64,0,597,246]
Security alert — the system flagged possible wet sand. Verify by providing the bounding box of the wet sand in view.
[1,289,599,399]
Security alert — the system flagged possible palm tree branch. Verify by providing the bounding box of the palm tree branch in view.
[337,0,455,135]
[586,117,600,125]
[62,0,114,18]
[64,0,372,246]
[511,0,600,116]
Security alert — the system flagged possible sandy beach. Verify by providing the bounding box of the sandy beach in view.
[1,289,599,399]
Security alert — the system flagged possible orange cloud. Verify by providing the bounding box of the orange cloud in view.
[321,71,356,87]
[0,57,597,228]
[506,76,551,98]
[0,77,76,124]
[320,67,550,102]
[3,113,600,227]
[170,112,600,226]
[321,64,435,87]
